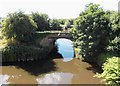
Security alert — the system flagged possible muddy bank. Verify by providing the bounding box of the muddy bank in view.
[0,58,103,84]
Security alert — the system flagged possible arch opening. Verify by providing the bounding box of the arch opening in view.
[49,38,75,62]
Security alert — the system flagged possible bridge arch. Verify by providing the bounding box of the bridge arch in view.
[38,32,72,57]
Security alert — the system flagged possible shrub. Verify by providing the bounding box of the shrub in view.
[1,11,37,43]
[2,45,50,62]
[95,57,120,85]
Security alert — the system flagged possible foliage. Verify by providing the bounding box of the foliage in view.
[65,20,71,29]
[68,19,74,25]
[107,36,120,55]
[2,45,50,62]
[58,19,67,25]
[68,28,79,47]
[71,3,110,62]
[49,19,62,30]
[106,11,120,55]
[0,18,2,28]
[1,11,37,43]
[96,52,115,67]
[75,48,84,60]
[58,19,74,25]
[95,57,120,85]
[31,12,50,31]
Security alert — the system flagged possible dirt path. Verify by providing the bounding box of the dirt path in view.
[0,58,103,84]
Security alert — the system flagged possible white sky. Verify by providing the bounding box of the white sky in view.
[0,0,119,19]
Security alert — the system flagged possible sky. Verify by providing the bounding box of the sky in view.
[0,0,119,19]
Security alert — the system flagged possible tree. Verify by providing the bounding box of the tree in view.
[31,12,50,31]
[72,3,110,61]
[58,19,67,25]
[106,11,120,55]
[65,20,71,29]
[0,18,2,28]
[1,11,37,43]
[49,19,61,30]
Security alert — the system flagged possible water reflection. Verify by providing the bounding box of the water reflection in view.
[0,75,10,85]
[2,59,57,76]
[36,72,73,84]
[63,58,73,62]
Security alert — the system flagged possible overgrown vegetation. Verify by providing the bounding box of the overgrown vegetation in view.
[0,3,119,85]
[1,11,37,43]
[49,19,62,30]
[31,12,50,31]
[0,11,61,62]
[70,3,110,62]
[2,45,49,62]
[106,11,120,55]
[69,3,119,85]
[70,3,119,60]
[95,57,120,85]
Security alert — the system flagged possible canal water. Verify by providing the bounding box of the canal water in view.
[0,58,103,84]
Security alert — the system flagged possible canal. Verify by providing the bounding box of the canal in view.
[0,38,103,84]
[0,58,103,84]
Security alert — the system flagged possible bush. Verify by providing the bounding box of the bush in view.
[2,45,50,62]
[95,57,120,85]
[1,11,37,43]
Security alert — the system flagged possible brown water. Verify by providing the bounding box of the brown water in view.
[0,58,103,84]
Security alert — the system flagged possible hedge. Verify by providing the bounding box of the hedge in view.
[1,45,50,62]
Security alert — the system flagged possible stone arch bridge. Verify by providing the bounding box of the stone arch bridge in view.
[36,32,72,52]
